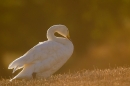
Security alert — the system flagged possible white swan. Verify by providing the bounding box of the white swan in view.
[8,25,74,81]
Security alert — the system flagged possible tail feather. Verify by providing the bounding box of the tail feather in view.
[12,66,23,73]
[10,64,34,81]
[8,57,25,73]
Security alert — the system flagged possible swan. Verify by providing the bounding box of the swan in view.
[8,25,74,81]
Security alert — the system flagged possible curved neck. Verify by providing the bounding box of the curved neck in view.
[47,27,57,40]
[46,27,71,46]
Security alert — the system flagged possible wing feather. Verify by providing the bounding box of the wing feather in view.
[8,40,71,74]
[8,41,57,73]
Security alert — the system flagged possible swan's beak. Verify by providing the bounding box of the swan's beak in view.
[66,33,71,41]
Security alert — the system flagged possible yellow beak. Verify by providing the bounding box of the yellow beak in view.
[66,33,71,40]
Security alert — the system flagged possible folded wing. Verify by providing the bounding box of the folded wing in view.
[8,41,63,73]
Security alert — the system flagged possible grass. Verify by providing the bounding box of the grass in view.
[1,67,130,86]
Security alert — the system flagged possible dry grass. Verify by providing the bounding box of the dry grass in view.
[1,67,130,86]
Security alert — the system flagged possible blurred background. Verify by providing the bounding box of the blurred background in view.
[0,0,130,78]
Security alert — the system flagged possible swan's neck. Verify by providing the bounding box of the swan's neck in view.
[47,27,72,47]
[47,27,57,40]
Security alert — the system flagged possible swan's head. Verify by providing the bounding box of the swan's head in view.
[49,25,71,40]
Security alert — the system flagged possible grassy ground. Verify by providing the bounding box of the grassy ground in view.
[1,67,130,86]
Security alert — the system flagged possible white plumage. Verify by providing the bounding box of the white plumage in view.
[8,25,74,81]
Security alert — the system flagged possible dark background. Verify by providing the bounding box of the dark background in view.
[0,0,130,78]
